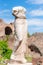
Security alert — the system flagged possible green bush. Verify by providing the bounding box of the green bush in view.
[2,49,12,59]
[0,40,12,62]
[0,40,8,55]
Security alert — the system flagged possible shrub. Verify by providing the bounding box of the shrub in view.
[0,40,8,55]
[2,49,12,59]
[0,40,12,62]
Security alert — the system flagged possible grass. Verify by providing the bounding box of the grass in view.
[25,54,32,62]
[0,63,7,65]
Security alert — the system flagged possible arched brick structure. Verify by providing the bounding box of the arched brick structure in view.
[5,26,12,35]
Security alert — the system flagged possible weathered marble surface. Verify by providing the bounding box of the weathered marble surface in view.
[10,6,28,63]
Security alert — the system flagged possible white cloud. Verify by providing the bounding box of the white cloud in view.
[26,0,43,4]
[30,26,43,31]
[3,19,14,24]
[27,18,43,26]
[0,9,10,14]
[29,9,43,16]
[0,9,11,17]
[28,18,43,34]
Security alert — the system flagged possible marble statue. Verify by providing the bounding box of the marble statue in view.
[10,6,28,63]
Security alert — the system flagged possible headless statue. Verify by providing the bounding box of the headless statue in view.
[11,6,27,63]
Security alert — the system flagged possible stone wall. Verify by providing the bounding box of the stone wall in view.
[27,33,43,58]
[0,19,14,36]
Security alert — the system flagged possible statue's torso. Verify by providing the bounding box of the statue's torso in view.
[14,18,27,40]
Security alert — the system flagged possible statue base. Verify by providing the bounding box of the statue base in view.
[7,63,32,65]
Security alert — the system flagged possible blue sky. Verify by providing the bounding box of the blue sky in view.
[0,0,43,34]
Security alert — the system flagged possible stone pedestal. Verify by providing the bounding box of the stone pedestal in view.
[7,63,33,65]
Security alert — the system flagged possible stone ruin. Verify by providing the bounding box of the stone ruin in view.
[0,19,14,36]
[27,33,43,58]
